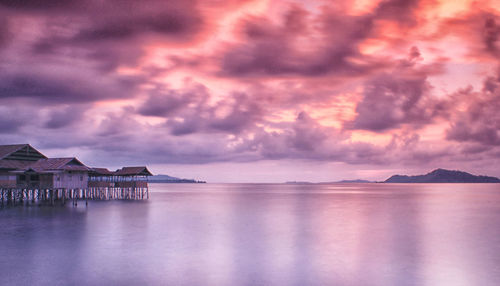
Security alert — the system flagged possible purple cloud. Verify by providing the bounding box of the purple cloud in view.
[484,17,499,56]
[446,70,500,145]
[0,0,499,181]
[44,104,88,129]
[139,84,263,136]
[350,72,430,131]
[220,8,379,77]
[0,70,138,104]
[218,0,423,78]
[0,16,9,48]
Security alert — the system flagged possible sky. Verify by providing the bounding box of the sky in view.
[0,0,499,182]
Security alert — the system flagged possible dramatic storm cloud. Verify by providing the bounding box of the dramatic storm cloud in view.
[1,0,499,182]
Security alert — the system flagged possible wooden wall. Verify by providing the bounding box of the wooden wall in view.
[53,172,88,189]
[0,174,16,188]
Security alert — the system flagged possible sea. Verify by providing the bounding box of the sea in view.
[1,183,500,286]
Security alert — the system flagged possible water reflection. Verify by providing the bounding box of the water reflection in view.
[0,183,500,285]
[0,206,87,285]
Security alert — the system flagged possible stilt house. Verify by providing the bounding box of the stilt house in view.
[0,144,152,204]
[15,158,90,189]
[0,144,47,188]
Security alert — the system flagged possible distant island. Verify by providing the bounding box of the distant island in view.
[149,174,206,183]
[385,168,500,183]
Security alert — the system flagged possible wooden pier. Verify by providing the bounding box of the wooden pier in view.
[0,144,153,208]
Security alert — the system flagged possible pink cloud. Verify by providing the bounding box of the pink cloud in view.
[1,0,500,180]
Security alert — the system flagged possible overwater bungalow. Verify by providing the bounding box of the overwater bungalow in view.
[0,144,47,188]
[0,144,152,205]
[14,157,90,190]
[88,166,153,200]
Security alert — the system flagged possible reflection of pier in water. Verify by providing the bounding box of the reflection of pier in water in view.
[0,144,152,207]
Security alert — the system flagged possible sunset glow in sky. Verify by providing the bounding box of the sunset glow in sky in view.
[0,0,499,182]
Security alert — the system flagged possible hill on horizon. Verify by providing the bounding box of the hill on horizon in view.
[385,168,500,183]
[149,174,206,183]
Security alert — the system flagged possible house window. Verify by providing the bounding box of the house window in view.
[80,176,83,181]
[30,175,39,181]
[56,175,60,181]
[19,175,26,181]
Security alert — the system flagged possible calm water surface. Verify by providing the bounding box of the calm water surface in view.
[1,183,500,286]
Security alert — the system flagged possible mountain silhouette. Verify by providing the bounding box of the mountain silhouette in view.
[385,168,500,183]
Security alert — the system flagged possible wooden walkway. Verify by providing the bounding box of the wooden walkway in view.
[0,185,149,207]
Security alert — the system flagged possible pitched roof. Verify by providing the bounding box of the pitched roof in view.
[0,144,31,159]
[25,158,89,172]
[0,144,47,161]
[89,167,114,175]
[114,166,153,176]
[0,144,48,170]
[0,159,35,170]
